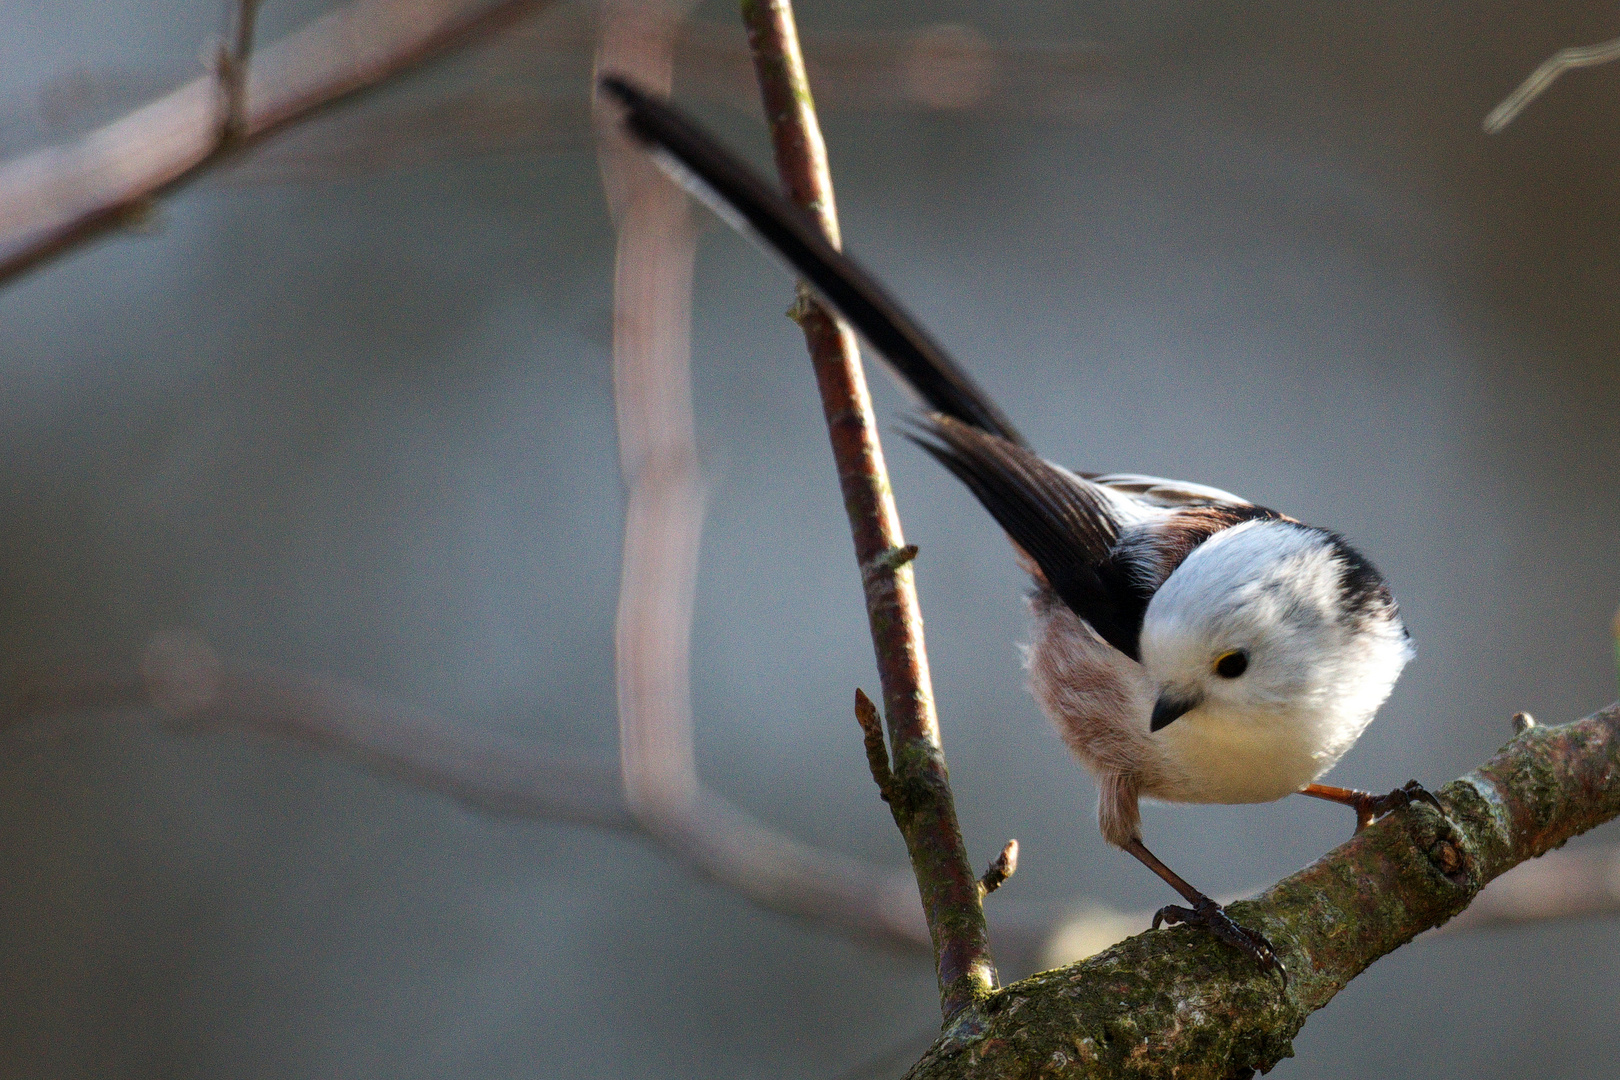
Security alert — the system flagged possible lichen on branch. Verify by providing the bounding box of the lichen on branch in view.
[905,703,1620,1079]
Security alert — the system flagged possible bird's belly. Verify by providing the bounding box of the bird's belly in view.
[1147,707,1334,804]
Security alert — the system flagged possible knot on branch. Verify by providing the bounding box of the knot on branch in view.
[858,545,920,615]
[1408,795,1474,890]
[861,543,919,583]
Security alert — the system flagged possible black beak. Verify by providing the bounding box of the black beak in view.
[1150,692,1199,732]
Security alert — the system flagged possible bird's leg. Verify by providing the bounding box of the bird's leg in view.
[1123,838,1285,983]
[1299,780,1444,834]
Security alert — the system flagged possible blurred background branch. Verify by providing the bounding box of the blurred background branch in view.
[14,632,1620,977]
[0,1,1117,276]
[0,0,558,283]
[5,631,635,830]
[1486,33,1620,133]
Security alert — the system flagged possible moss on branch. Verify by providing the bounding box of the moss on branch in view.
[906,704,1620,1079]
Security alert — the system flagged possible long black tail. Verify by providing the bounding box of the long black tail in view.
[599,74,1023,447]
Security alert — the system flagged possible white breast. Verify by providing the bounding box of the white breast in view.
[1145,702,1342,803]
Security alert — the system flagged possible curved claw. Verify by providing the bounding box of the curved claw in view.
[1153,896,1287,986]
[1400,779,1446,816]
[1356,779,1445,833]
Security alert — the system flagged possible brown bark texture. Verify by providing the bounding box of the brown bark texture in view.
[905,703,1620,1079]
[740,0,998,1020]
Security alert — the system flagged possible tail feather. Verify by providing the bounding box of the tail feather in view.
[599,74,1024,446]
[904,415,1149,660]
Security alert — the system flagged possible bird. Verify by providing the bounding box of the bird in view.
[599,73,1438,979]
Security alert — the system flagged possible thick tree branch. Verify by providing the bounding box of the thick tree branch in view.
[0,0,556,285]
[905,703,1620,1079]
[1036,842,1620,972]
[741,0,996,1020]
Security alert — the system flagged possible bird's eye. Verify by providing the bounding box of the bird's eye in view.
[1214,650,1249,678]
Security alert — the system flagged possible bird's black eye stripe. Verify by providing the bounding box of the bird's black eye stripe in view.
[1214,650,1249,678]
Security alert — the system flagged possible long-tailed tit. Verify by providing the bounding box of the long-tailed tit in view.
[600,75,1437,978]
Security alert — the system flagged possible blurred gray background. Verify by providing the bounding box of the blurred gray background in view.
[3,0,1620,1076]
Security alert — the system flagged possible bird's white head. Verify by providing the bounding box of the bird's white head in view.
[1136,519,1413,775]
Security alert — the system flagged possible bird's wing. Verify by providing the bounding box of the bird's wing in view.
[1087,473,1252,509]
[905,415,1153,660]
[598,74,1023,445]
[1082,476,1293,593]
[1111,503,1290,596]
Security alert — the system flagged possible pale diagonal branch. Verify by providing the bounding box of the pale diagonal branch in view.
[4,630,633,830]
[1484,34,1620,133]
[0,0,557,284]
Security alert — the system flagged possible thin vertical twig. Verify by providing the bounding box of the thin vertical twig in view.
[216,0,264,143]
[740,0,998,1021]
